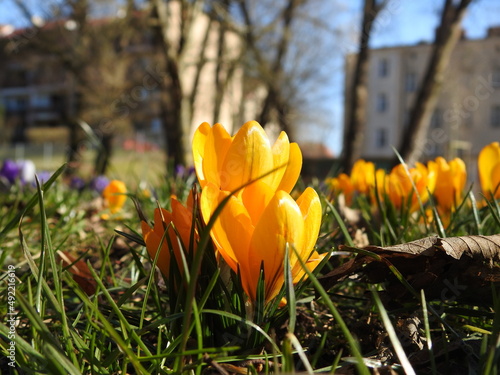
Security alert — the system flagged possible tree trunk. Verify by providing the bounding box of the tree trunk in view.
[94,133,113,176]
[151,0,187,168]
[65,119,81,176]
[395,0,472,166]
[163,61,186,167]
[212,1,229,125]
[341,0,386,174]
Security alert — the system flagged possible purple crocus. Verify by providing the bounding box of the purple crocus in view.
[90,175,110,194]
[0,160,21,184]
[175,164,186,178]
[70,176,86,191]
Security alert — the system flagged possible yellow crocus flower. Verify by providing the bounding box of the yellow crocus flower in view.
[387,162,435,212]
[193,121,324,303]
[192,121,302,194]
[141,193,197,278]
[350,159,375,194]
[102,180,127,213]
[200,183,324,302]
[478,142,500,200]
[429,156,466,212]
[326,173,354,205]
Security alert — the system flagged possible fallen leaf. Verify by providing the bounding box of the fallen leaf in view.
[320,234,500,305]
[363,234,500,261]
[57,250,97,295]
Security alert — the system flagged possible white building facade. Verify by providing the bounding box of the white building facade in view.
[345,26,500,173]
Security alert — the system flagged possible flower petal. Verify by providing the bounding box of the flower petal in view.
[277,142,302,193]
[202,123,232,189]
[351,160,375,194]
[220,121,273,192]
[200,183,253,272]
[478,142,500,198]
[141,208,173,277]
[491,163,500,199]
[295,187,322,260]
[192,122,211,186]
[292,250,327,284]
[102,180,127,213]
[171,198,196,253]
[248,190,304,301]
[241,179,274,225]
[266,131,290,191]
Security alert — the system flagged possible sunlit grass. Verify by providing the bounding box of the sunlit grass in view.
[0,158,499,374]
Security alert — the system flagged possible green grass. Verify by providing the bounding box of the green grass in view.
[0,143,167,185]
[0,162,499,374]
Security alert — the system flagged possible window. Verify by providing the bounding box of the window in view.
[375,128,387,148]
[378,58,389,77]
[403,109,411,128]
[430,108,442,128]
[32,94,51,109]
[377,93,388,112]
[491,105,500,127]
[493,68,500,88]
[464,111,473,127]
[4,96,27,112]
[405,72,417,92]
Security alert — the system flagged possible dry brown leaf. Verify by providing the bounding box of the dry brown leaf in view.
[57,250,97,295]
[368,234,500,261]
[320,234,500,304]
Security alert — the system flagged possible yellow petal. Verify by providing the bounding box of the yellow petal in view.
[374,168,387,201]
[241,179,275,225]
[171,198,195,252]
[295,187,322,260]
[102,180,127,213]
[449,158,467,208]
[432,157,453,211]
[351,160,375,194]
[277,142,302,193]
[412,162,430,210]
[248,190,304,302]
[220,121,274,192]
[203,123,232,189]
[478,142,500,198]
[292,250,327,284]
[491,163,500,199]
[290,187,322,280]
[192,122,211,186]
[266,131,290,191]
[141,209,172,277]
[387,164,407,209]
[449,158,466,195]
[200,183,253,273]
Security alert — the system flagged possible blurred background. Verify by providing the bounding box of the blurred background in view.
[0,0,499,184]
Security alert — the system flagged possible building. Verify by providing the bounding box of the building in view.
[344,26,500,176]
[0,3,263,161]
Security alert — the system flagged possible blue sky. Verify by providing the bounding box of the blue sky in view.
[371,1,500,48]
[1,0,499,153]
[318,0,500,154]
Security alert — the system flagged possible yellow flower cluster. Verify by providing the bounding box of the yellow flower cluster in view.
[328,142,500,215]
[142,121,325,304]
[478,142,500,200]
